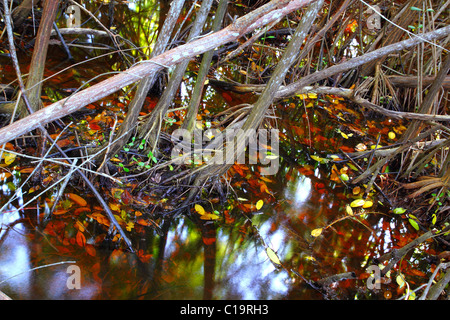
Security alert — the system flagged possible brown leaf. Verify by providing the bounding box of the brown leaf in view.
[66,193,87,206]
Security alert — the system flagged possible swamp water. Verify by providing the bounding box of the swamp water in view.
[0,1,437,300]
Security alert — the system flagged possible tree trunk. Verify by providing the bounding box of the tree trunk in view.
[137,0,215,152]
[181,0,229,134]
[103,0,186,160]
[20,0,59,114]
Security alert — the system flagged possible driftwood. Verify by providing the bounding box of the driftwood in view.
[0,0,316,146]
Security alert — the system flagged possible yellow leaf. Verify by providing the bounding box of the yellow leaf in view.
[109,202,121,212]
[346,205,354,216]
[350,199,366,207]
[75,220,85,232]
[363,200,373,208]
[266,247,281,265]
[256,199,264,210]
[199,213,219,220]
[195,204,206,215]
[388,131,396,140]
[396,274,405,288]
[340,131,349,139]
[2,152,16,165]
[311,155,328,163]
[311,228,323,237]
[126,221,135,231]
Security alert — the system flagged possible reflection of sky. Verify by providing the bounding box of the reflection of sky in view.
[0,213,30,297]
[215,218,290,300]
[292,176,311,205]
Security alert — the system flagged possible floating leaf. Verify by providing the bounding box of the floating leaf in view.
[199,213,219,220]
[311,155,328,163]
[297,93,317,99]
[393,207,407,214]
[2,152,16,165]
[350,199,366,207]
[256,199,264,210]
[363,200,373,208]
[311,228,323,237]
[409,218,419,230]
[396,274,405,288]
[195,204,206,215]
[76,231,86,247]
[388,131,396,140]
[75,220,85,232]
[407,290,416,300]
[85,245,96,257]
[266,247,281,265]
[340,173,349,181]
[432,214,437,225]
[53,209,68,215]
[355,143,367,152]
[346,205,354,216]
[66,193,87,207]
[126,221,135,231]
[136,218,151,226]
[352,186,361,195]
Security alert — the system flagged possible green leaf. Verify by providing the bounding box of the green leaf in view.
[256,199,264,210]
[266,247,281,265]
[350,199,366,207]
[396,274,405,288]
[432,214,437,225]
[410,6,422,11]
[409,218,419,230]
[393,207,407,214]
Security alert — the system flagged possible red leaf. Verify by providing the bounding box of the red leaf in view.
[76,231,86,247]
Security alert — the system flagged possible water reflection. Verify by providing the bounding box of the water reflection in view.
[0,158,428,300]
